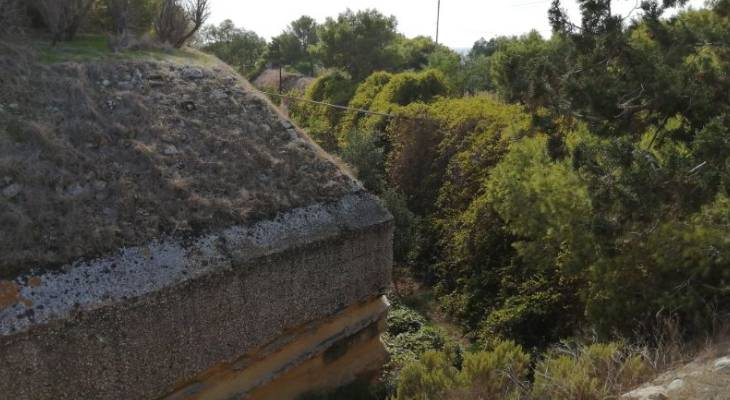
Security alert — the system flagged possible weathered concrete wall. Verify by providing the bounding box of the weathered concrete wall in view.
[0,192,393,399]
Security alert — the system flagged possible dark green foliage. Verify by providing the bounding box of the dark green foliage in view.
[469,37,500,58]
[200,20,266,77]
[392,35,440,71]
[381,189,420,264]
[339,130,385,192]
[314,9,398,80]
[286,2,730,397]
[381,303,459,397]
[488,31,568,110]
[265,16,319,75]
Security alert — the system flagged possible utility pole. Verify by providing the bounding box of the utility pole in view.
[435,0,441,45]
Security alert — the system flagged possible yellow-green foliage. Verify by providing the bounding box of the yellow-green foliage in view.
[293,68,449,150]
[393,341,530,400]
[455,341,531,399]
[394,351,459,400]
[531,343,650,400]
[353,69,449,134]
[288,70,357,150]
[338,71,393,136]
[485,135,594,274]
[385,95,531,215]
[430,96,532,213]
[393,342,650,400]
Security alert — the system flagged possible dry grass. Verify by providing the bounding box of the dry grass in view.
[0,45,356,279]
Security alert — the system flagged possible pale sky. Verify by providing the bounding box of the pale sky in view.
[209,0,707,49]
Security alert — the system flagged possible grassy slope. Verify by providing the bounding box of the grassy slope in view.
[33,34,215,66]
[0,35,356,279]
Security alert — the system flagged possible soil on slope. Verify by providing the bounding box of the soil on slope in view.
[0,45,357,279]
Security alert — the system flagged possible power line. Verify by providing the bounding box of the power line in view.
[253,88,424,121]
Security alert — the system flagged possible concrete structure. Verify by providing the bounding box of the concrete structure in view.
[0,58,393,399]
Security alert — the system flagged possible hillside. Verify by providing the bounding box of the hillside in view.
[624,343,730,400]
[0,42,358,279]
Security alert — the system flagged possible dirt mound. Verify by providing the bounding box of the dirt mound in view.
[253,68,315,93]
[0,53,357,279]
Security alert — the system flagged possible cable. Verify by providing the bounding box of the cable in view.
[253,88,425,120]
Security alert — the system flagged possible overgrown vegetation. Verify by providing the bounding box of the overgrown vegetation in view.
[279,1,730,398]
[2,0,729,398]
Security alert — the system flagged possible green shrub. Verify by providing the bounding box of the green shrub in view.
[357,69,448,134]
[453,341,530,399]
[393,340,530,400]
[338,71,393,134]
[531,343,650,400]
[339,130,385,192]
[381,189,420,263]
[288,70,356,150]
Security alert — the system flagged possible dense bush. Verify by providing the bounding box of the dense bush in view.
[376,3,730,353]
[287,70,357,150]
[381,304,459,397]
[380,189,420,264]
[487,31,568,110]
[393,340,529,400]
[392,341,651,400]
[339,130,386,192]
[387,96,531,216]
[531,343,649,400]
[338,71,393,135]
[358,69,448,134]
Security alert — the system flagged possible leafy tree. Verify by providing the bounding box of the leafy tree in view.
[201,20,266,77]
[266,16,319,76]
[488,31,568,110]
[426,47,465,94]
[289,15,318,49]
[392,35,440,71]
[381,189,420,263]
[314,9,398,80]
[469,37,500,58]
[288,15,319,74]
